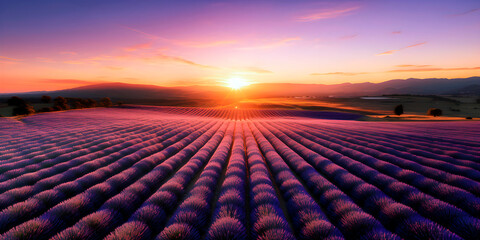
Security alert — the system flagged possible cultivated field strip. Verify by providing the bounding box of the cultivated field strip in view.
[0,107,479,240]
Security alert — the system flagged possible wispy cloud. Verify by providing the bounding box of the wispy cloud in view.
[39,79,101,85]
[388,66,480,73]
[234,67,273,74]
[36,57,56,63]
[238,37,301,50]
[310,71,368,76]
[0,56,22,64]
[60,51,77,55]
[104,66,125,70]
[310,64,479,76]
[340,34,358,40]
[392,31,402,34]
[450,8,480,17]
[297,6,360,22]
[376,41,427,56]
[121,25,163,40]
[123,42,153,52]
[122,25,237,49]
[146,54,218,69]
[394,64,431,68]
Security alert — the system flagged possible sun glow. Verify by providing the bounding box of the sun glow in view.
[225,77,251,90]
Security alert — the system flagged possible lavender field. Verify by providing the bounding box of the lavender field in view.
[1,106,480,240]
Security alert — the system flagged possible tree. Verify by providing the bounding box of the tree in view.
[85,98,96,108]
[53,96,69,110]
[12,104,35,116]
[7,96,25,106]
[41,95,51,103]
[99,97,112,107]
[427,108,442,117]
[394,104,404,116]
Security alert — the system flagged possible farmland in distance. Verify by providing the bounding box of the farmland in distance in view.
[1,106,479,240]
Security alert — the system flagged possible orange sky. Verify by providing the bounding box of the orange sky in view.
[1,0,479,93]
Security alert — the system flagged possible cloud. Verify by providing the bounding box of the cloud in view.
[297,6,359,22]
[36,57,56,63]
[376,41,427,56]
[39,79,101,84]
[392,31,402,34]
[121,25,163,40]
[0,56,22,64]
[451,8,480,17]
[123,42,153,52]
[234,67,273,74]
[60,51,77,55]
[310,71,368,76]
[104,66,125,70]
[394,64,431,68]
[177,40,238,48]
[311,65,480,76]
[340,34,358,40]
[238,37,301,50]
[388,66,480,73]
[146,54,218,69]
[63,60,85,65]
[0,56,22,61]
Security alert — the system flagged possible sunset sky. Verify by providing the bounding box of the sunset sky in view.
[1,0,479,93]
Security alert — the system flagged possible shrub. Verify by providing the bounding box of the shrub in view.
[7,96,25,106]
[466,116,473,120]
[12,104,35,116]
[54,96,69,110]
[100,97,113,107]
[427,108,442,117]
[41,95,51,103]
[394,104,403,116]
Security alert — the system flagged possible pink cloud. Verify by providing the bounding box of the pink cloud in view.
[123,42,153,52]
[60,51,77,55]
[376,41,427,56]
[297,6,359,22]
[238,37,301,50]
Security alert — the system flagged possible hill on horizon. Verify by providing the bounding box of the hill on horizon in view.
[1,77,479,101]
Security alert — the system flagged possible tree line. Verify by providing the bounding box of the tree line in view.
[5,96,113,116]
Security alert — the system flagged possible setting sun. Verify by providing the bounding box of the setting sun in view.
[225,77,251,90]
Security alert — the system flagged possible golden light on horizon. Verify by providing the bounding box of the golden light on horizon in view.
[225,77,251,90]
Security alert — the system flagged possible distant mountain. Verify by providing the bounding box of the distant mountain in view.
[242,77,480,97]
[2,77,479,101]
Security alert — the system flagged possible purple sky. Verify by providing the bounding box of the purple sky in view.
[1,0,479,92]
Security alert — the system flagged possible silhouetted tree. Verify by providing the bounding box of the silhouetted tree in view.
[427,108,442,117]
[12,104,35,116]
[7,96,25,106]
[99,97,112,107]
[72,101,83,109]
[41,95,52,103]
[394,104,404,116]
[54,96,69,110]
[85,98,96,108]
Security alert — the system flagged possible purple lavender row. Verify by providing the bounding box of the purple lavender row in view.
[266,121,475,239]
[0,121,168,181]
[104,122,233,240]
[148,122,235,240]
[291,122,480,196]
[53,121,226,239]
[282,121,480,217]
[0,120,211,236]
[254,121,399,240]
[203,122,248,240]
[243,122,295,240]
[0,121,192,211]
[248,121,344,240]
